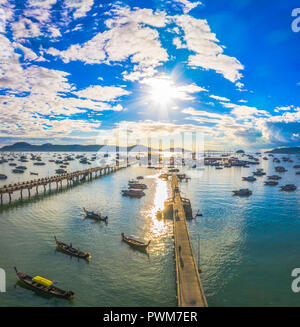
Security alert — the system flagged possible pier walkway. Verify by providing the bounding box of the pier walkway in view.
[171,174,207,307]
[0,164,125,204]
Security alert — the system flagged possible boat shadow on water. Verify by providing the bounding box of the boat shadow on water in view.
[121,239,150,257]
[15,280,75,303]
[15,280,53,300]
[54,248,91,264]
[82,216,108,227]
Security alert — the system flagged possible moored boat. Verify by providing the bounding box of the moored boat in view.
[121,233,151,249]
[83,207,108,222]
[128,183,147,189]
[232,188,252,196]
[242,176,256,182]
[54,236,91,260]
[280,184,297,191]
[264,180,278,186]
[55,169,66,174]
[0,174,7,180]
[12,168,24,174]
[267,175,281,180]
[122,189,145,198]
[275,166,287,172]
[14,267,74,299]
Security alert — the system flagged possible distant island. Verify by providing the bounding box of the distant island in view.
[266,147,300,154]
[0,142,106,152]
[0,142,190,153]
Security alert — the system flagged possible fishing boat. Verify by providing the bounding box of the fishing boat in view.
[280,184,297,191]
[267,175,281,180]
[195,209,203,217]
[232,189,252,196]
[122,189,145,198]
[83,208,108,222]
[30,172,38,176]
[242,176,257,182]
[253,169,266,176]
[0,174,7,180]
[14,267,74,299]
[16,166,27,170]
[296,171,300,175]
[12,169,24,174]
[121,233,151,249]
[264,180,278,186]
[275,166,287,172]
[128,183,147,189]
[168,168,180,173]
[128,179,139,184]
[54,236,91,260]
[55,169,66,174]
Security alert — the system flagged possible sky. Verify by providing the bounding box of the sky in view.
[0,0,299,150]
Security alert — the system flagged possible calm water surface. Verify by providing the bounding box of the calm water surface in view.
[0,153,300,306]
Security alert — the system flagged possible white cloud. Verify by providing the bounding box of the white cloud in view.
[221,102,270,119]
[105,6,167,28]
[173,36,186,49]
[46,7,169,81]
[11,18,42,40]
[174,0,202,14]
[274,105,296,112]
[173,15,244,83]
[13,43,39,61]
[64,0,94,19]
[73,85,131,102]
[209,94,230,102]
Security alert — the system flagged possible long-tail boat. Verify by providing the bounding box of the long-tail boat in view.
[264,180,278,186]
[232,188,252,196]
[122,189,145,198]
[54,236,91,260]
[121,233,151,249]
[280,184,297,191]
[83,207,108,222]
[128,183,147,189]
[14,267,74,299]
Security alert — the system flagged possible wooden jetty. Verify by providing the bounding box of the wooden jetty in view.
[171,174,207,307]
[0,164,125,205]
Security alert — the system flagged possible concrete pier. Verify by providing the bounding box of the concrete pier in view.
[171,174,207,307]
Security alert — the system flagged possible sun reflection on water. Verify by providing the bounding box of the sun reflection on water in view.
[144,174,170,243]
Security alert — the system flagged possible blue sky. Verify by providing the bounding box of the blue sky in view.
[0,0,299,150]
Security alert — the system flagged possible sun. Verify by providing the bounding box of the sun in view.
[147,77,177,105]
